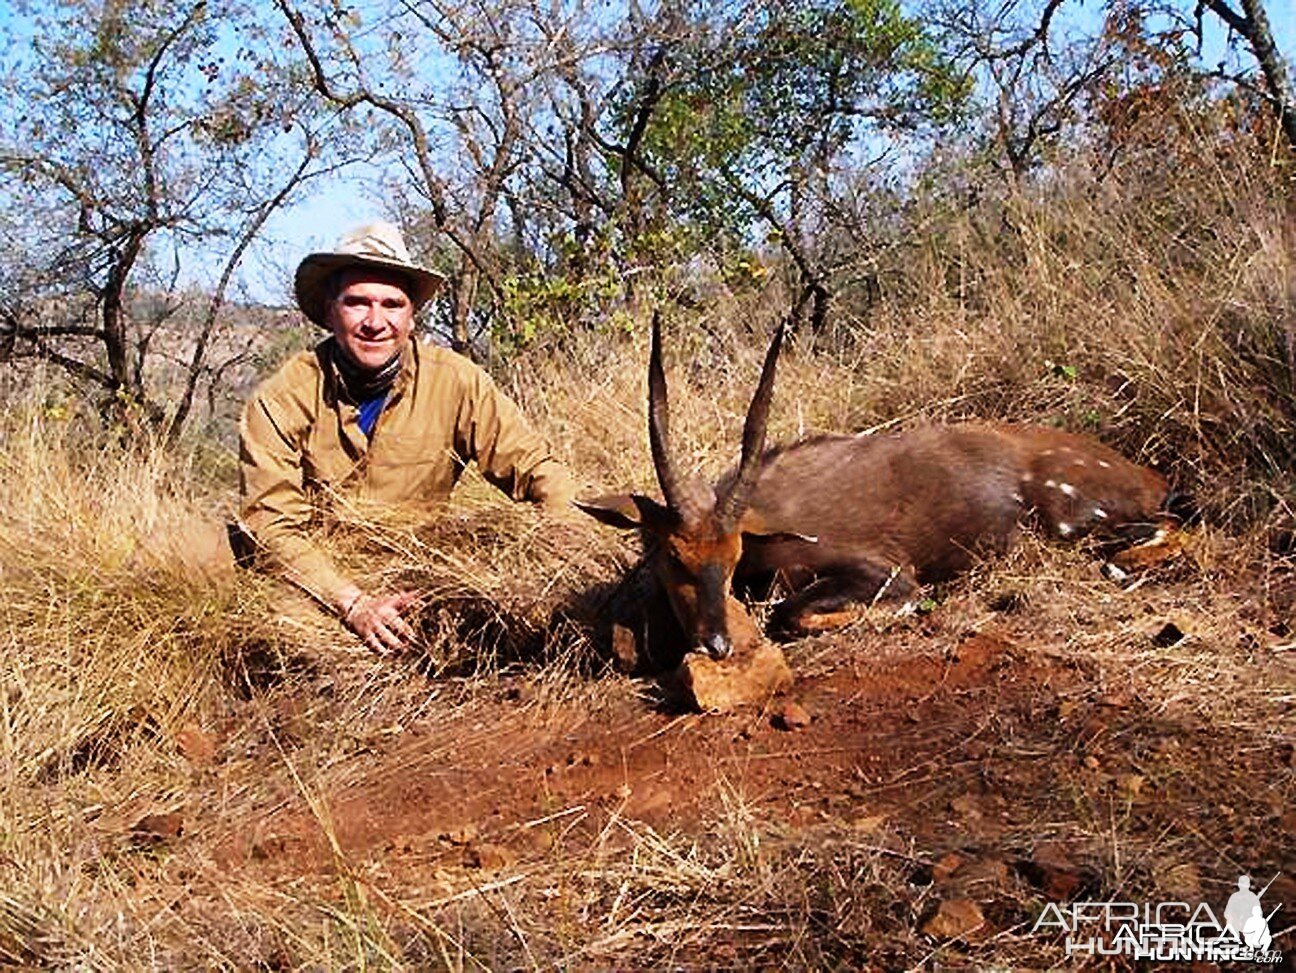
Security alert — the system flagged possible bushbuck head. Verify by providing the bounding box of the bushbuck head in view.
[578,315,791,660]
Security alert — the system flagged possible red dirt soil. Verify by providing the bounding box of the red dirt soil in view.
[213,623,1292,910]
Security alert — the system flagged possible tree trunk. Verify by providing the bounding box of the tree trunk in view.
[1206,0,1296,154]
[1240,0,1296,152]
[101,233,145,393]
[449,259,478,356]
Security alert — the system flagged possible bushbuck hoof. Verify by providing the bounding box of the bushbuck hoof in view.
[673,641,794,714]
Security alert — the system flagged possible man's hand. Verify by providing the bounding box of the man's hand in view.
[341,590,420,654]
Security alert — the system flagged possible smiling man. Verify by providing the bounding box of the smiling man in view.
[239,221,575,653]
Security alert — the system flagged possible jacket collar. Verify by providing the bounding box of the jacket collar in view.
[319,337,417,404]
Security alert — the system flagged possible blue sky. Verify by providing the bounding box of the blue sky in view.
[1,0,1293,306]
[247,0,1296,304]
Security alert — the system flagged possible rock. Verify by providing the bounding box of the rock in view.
[175,724,216,766]
[956,856,1012,895]
[675,642,794,713]
[131,811,183,845]
[921,898,987,941]
[442,824,478,846]
[1018,844,1095,900]
[932,852,965,882]
[464,842,515,871]
[773,701,812,731]
[1151,622,1186,647]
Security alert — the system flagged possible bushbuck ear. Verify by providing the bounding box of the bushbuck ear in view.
[575,494,677,532]
[574,494,644,529]
[738,507,819,544]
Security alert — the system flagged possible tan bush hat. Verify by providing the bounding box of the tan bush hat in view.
[294,221,446,326]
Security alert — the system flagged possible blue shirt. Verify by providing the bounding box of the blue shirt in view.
[357,394,387,437]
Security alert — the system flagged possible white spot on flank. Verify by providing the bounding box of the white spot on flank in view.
[1058,522,1075,537]
[1060,483,1077,497]
[1042,449,1055,456]
[1022,472,1034,483]
[1093,507,1108,519]
[1073,458,1086,467]
[1044,479,1058,489]
[1097,460,1111,468]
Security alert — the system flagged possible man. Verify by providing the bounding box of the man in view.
[240,221,575,653]
[1224,875,1264,941]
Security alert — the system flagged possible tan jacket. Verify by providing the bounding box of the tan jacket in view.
[239,337,573,607]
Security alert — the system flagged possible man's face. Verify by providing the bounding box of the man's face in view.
[326,267,416,372]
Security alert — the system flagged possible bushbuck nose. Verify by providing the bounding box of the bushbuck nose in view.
[703,632,732,660]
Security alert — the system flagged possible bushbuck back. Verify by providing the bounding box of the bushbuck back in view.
[579,317,1173,662]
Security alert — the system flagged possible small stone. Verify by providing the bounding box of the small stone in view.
[956,856,1012,895]
[464,842,516,871]
[932,851,965,882]
[676,642,794,713]
[921,898,987,940]
[773,701,812,731]
[1018,845,1093,900]
[131,811,183,845]
[1116,773,1145,798]
[175,724,216,766]
[1151,622,1186,648]
[442,824,478,846]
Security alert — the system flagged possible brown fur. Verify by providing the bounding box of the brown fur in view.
[729,422,1169,634]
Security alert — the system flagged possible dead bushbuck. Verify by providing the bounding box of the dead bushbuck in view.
[579,317,1177,663]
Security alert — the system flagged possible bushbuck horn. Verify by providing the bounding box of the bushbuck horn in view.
[717,322,784,530]
[647,311,686,515]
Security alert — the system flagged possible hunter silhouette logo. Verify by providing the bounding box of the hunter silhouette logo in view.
[1224,875,1279,952]
[1032,870,1284,963]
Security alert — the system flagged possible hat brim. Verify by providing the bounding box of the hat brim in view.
[294,252,446,327]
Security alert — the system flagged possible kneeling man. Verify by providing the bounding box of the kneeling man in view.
[239,221,574,653]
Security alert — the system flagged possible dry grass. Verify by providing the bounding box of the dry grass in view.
[2,128,1294,969]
